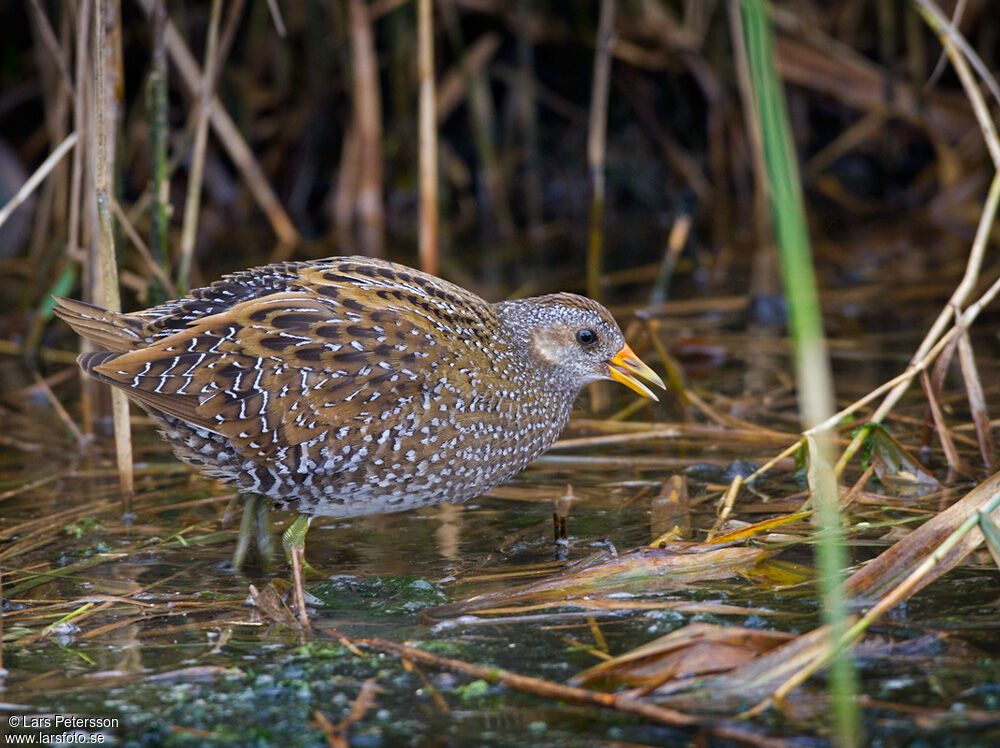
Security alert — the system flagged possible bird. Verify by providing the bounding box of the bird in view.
[54,256,665,625]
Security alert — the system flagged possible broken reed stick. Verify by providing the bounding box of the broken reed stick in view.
[417,0,438,275]
[439,0,511,242]
[357,636,789,748]
[585,0,614,303]
[133,0,299,249]
[110,196,176,298]
[956,332,995,467]
[93,0,134,508]
[864,12,1000,421]
[789,6,1000,483]
[919,370,965,475]
[0,133,77,232]
[27,0,75,93]
[176,0,222,292]
[264,0,286,37]
[824,154,1000,473]
[753,478,1000,717]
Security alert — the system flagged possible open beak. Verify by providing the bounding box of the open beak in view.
[606,343,667,401]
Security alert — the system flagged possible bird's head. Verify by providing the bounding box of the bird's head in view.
[495,293,666,399]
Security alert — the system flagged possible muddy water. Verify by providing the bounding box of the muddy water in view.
[2,290,999,746]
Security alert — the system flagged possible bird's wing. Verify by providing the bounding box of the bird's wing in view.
[89,279,503,463]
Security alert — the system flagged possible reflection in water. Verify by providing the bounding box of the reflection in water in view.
[1,287,999,746]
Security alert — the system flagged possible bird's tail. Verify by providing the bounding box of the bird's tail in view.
[52,296,147,353]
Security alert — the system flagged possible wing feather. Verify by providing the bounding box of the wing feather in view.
[91,278,501,464]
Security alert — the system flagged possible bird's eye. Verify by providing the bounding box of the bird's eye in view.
[575,328,598,348]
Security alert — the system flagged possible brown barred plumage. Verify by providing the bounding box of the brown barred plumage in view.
[55,257,664,518]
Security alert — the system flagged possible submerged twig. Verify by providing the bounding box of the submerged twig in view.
[359,637,788,747]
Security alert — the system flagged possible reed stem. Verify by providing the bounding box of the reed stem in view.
[146,0,169,302]
[177,0,222,292]
[586,0,614,303]
[739,1,858,743]
[417,0,439,274]
[93,0,134,509]
[348,0,385,257]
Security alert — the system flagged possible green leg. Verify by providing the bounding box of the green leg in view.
[282,514,313,627]
[281,514,312,560]
[253,496,276,573]
[230,494,258,570]
[230,494,277,572]
[221,493,242,528]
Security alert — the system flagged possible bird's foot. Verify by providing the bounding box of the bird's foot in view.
[282,514,315,627]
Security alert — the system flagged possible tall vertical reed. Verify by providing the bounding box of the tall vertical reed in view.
[348,0,385,257]
[586,0,614,302]
[70,0,93,434]
[93,0,134,508]
[417,0,439,274]
[177,0,222,292]
[739,1,858,744]
[147,0,169,302]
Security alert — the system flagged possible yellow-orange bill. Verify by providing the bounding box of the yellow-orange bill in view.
[606,344,667,401]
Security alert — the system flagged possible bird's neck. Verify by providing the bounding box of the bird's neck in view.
[492,299,581,396]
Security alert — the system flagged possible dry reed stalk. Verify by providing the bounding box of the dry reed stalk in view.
[176,0,223,291]
[147,0,169,298]
[216,0,249,72]
[70,0,93,434]
[32,371,86,445]
[27,0,74,93]
[110,196,176,297]
[516,0,542,243]
[585,0,615,303]
[333,125,362,253]
[348,0,385,258]
[917,0,1000,108]
[358,637,787,747]
[957,332,994,467]
[807,10,1000,475]
[919,370,966,476]
[134,0,298,249]
[0,133,77,232]
[863,10,1000,411]
[264,0,287,37]
[435,33,501,121]
[48,8,75,237]
[705,474,743,542]
[417,0,439,274]
[440,1,512,241]
[93,0,134,508]
[650,211,692,304]
[924,0,966,90]
[727,0,769,243]
[752,473,1000,717]
[584,0,614,415]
